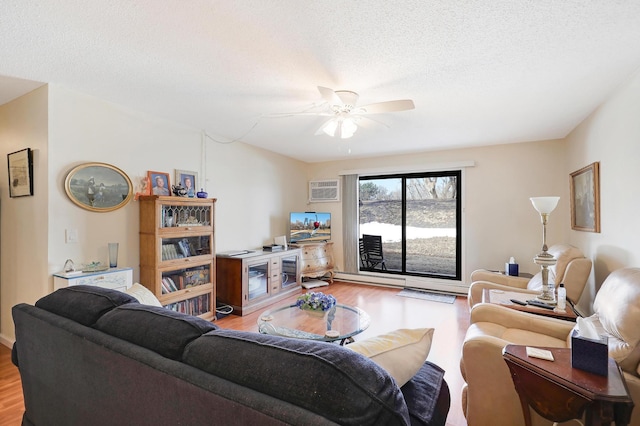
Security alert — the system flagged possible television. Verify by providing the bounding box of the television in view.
[289,212,331,244]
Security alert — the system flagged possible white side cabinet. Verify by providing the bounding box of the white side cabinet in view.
[53,267,134,291]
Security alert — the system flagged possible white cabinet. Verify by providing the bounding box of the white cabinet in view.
[53,267,133,291]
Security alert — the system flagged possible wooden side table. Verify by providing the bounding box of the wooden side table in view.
[503,345,634,426]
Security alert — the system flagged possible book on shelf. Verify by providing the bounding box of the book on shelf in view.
[161,244,182,261]
[177,239,191,257]
[160,279,171,294]
[165,294,210,316]
[183,268,210,287]
[263,244,284,252]
[161,276,180,292]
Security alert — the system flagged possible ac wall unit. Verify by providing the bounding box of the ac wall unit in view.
[309,179,340,202]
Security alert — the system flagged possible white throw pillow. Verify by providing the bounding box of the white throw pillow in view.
[125,283,163,307]
[346,328,434,386]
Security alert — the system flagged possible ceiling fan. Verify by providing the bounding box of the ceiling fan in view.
[314,86,415,139]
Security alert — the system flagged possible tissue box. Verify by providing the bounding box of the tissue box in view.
[571,329,608,376]
[505,263,519,276]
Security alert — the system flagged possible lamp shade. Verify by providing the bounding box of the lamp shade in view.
[530,196,560,214]
[322,116,358,139]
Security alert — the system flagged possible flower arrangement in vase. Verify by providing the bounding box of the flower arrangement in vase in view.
[295,291,336,316]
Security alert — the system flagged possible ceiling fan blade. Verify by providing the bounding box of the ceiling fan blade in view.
[335,90,359,107]
[314,117,335,136]
[317,86,342,105]
[356,99,415,114]
[264,111,332,118]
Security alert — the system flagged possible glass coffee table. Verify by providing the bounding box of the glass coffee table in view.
[257,303,370,345]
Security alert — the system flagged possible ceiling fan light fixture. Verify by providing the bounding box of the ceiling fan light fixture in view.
[340,118,357,139]
[322,120,339,137]
[322,116,358,139]
[314,86,414,139]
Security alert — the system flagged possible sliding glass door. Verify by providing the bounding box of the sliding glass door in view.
[359,171,461,280]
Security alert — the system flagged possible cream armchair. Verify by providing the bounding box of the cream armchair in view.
[468,244,592,308]
[460,267,640,426]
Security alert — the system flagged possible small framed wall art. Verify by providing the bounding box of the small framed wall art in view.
[570,161,600,233]
[148,171,171,196]
[175,169,198,197]
[8,148,34,197]
[65,162,133,212]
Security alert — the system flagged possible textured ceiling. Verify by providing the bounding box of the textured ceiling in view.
[2,1,640,162]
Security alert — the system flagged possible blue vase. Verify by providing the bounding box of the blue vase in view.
[196,188,208,198]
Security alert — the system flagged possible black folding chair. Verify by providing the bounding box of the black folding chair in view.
[361,234,386,271]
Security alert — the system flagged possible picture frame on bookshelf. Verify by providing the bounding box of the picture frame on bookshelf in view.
[148,171,171,196]
[175,169,198,198]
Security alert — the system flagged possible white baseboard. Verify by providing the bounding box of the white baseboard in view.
[334,272,469,295]
[0,333,15,349]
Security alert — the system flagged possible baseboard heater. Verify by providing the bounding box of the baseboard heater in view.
[335,272,469,295]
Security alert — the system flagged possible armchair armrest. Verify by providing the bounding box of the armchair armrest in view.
[461,334,529,426]
[469,269,530,288]
[467,281,539,308]
[469,303,575,340]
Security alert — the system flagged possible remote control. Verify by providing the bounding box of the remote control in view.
[510,299,527,306]
[526,300,555,310]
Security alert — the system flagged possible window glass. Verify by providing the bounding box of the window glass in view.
[359,171,461,280]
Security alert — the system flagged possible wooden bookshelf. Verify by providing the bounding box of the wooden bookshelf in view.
[139,195,216,320]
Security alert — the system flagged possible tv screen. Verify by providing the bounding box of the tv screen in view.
[289,212,331,243]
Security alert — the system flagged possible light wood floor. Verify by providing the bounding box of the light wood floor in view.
[0,281,470,426]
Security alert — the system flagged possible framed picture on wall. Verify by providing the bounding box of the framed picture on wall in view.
[7,148,34,197]
[64,162,133,212]
[175,169,198,197]
[570,161,600,233]
[148,171,171,196]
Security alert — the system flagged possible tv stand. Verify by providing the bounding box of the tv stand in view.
[292,241,334,284]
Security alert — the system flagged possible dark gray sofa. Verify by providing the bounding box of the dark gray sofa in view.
[12,285,449,426]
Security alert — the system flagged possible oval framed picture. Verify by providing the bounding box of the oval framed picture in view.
[64,162,133,212]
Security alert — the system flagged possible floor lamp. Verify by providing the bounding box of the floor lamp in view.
[530,196,560,304]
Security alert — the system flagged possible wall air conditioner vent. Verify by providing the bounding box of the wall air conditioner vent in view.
[309,179,340,203]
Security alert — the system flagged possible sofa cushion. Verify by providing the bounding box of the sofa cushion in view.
[124,283,163,306]
[346,328,434,386]
[183,329,410,426]
[35,285,137,327]
[400,361,450,426]
[95,304,218,360]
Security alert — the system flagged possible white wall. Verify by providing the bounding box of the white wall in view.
[0,85,308,343]
[0,86,49,347]
[207,139,308,252]
[566,69,640,309]
[307,139,569,286]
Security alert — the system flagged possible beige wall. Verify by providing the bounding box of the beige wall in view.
[0,86,49,346]
[0,85,308,344]
[2,67,639,343]
[566,70,640,310]
[307,139,568,290]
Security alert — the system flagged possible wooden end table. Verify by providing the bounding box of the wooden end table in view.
[483,288,578,321]
[503,345,634,426]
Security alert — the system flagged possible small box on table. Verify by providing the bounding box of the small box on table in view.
[505,263,519,276]
[571,330,608,376]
